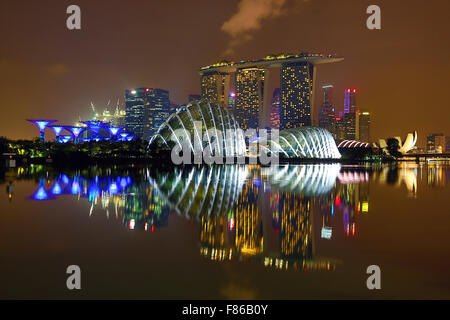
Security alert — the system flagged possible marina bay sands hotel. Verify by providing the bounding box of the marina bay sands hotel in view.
[199,53,343,130]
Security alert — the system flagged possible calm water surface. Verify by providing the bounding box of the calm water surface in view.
[1,162,449,299]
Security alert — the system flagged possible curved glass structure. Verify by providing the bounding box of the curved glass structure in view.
[148,165,247,220]
[268,127,341,159]
[149,100,246,157]
[262,164,340,196]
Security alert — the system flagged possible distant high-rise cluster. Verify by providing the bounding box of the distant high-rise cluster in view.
[318,85,335,134]
[199,53,343,131]
[427,133,446,153]
[125,88,170,140]
[318,87,371,143]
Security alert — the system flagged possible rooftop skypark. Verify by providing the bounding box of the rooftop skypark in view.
[199,52,344,74]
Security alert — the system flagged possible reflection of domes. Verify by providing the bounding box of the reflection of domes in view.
[267,127,341,159]
[262,164,340,196]
[148,165,247,220]
[149,100,246,157]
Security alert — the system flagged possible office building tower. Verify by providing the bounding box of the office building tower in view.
[318,85,336,135]
[235,68,266,130]
[359,111,371,142]
[446,136,450,153]
[335,116,346,140]
[125,88,170,140]
[125,88,146,138]
[344,109,359,140]
[280,62,315,129]
[344,88,357,114]
[144,88,170,140]
[427,133,444,153]
[270,88,281,129]
[200,71,230,107]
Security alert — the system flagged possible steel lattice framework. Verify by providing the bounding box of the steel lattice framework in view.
[268,127,341,159]
[149,100,247,157]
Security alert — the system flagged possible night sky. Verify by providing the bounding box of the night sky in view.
[1,0,449,146]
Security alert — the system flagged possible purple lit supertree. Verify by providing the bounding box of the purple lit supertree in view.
[48,125,66,142]
[119,132,130,141]
[60,135,72,143]
[79,120,109,139]
[65,126,86,144]
[106,127,125,140]
[26,119,58,142]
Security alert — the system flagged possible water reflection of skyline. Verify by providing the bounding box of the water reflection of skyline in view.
[6,161,449,271]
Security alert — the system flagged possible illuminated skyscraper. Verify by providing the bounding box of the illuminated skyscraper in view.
[144,88,170,140]
[359,111,371,142]
[334,116,346,140]
[427,133,445,153]
[280,62,314,129]
[200,71,230,107]
[343,89,359,140]
[235,68,266,130]
[427,133,443,153]
[125,88,146,138]
[344,88,357,114]
[199,54,344,129]
[344,110,359,140]
[125,88,170,140]
[318,85,336,135]
[270,88,281,129]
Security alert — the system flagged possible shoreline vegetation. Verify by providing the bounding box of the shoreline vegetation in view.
[0,136,398,169]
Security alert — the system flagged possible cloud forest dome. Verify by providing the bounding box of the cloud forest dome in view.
[268,127,341,159]
[149,99,246,157]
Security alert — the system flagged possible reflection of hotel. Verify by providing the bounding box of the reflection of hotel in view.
[235,181,263,256]
[279,193,312,260]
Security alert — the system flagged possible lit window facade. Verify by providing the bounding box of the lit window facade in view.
[235,68,265,130]
[200,72,230,107]
[125,88,171,140]
[280,62,314,129]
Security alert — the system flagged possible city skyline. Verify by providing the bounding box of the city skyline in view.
[1,0,449,147]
